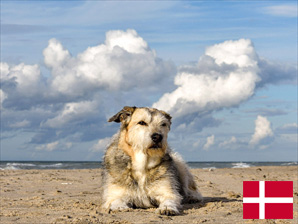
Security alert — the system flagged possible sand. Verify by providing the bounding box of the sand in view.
[1,166,297,224]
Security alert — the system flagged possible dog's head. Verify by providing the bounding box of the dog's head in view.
[109,106,172,156]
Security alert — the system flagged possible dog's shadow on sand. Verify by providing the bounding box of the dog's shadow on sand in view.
[181,197,241,213]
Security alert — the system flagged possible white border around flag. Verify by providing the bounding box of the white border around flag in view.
[243,181,293,219]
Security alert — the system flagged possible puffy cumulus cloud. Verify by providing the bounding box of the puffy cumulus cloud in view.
[153,39,260,118]
[1,33,296,157]
[153,39,296,121]
[1,29,175,110]
[29,97,114,145]
[43,100,99,128]
[44,29,175,96]
[203,135,215,150]
[1,62,42,99]
[0,62,47,110]
[205,39,258,67]
[43,38,71,68]
[250,115,274,146]
[0,29,175,147]
[105,29,149,54]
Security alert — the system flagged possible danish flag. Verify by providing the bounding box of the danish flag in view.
[243,181,293,219]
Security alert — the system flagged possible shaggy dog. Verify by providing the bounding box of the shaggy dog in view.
[101,106,202,215]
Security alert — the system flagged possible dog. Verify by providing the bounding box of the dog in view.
[101,106,202,215]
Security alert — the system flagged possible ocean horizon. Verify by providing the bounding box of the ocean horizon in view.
[0,161,297,170]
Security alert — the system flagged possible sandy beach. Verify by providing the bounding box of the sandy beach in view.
[1,166,297,224]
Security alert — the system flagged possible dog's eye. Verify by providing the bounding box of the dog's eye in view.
[161,123,167,127]
[138,121,147,126]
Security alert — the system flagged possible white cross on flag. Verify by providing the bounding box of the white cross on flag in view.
[243,181,293,219]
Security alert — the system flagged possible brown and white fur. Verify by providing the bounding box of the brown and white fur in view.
[101,106,202,215]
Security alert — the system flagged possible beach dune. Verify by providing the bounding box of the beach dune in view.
[1,166,297,223]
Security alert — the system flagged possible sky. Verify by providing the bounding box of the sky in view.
[0,0,297,162]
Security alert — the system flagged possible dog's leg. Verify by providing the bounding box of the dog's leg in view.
[171,152,203,203]
[189,178,203,201]
[148,180,182,216]
[102,184,130,211]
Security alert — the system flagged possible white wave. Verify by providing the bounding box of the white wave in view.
[281,162,298,166]
[1,165,19,170]
[232,162,251,168]
[40,163,63,168]
[6,163,36,167]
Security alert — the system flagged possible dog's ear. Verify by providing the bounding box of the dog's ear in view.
[108,106,136,123]
[160,110,172,124]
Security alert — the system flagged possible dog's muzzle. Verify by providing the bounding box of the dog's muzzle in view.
[151,133,163,143]
[149,133,163,149]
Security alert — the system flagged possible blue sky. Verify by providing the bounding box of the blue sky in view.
[1,0,297,161]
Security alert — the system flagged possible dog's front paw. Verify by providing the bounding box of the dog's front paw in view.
[156,200,180,216]
[157,207,179,216]
[109,199,130,212]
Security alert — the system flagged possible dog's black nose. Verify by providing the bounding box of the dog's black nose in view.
[151,133,163,143]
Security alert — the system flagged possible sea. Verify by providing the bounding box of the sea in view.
[0,161,297,170]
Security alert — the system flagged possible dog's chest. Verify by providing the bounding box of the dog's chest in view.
[132,151,160,188]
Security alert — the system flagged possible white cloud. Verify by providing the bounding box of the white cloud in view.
[153,39,260,118]
[1,29,174,112]
[250,115,274,146]
[105,29,149,54]
[203,135,215,150]
[0,89,7,109]
[1,29,175,141]
[9,120,30,128]
[1,62,42,97]
[90,137,111,152]
[36,141,59,151]
[44,29,174,96]
[219,136,237,148]
[43,38,71,68]
[205,39,258,67]
[264,4,298,17]
[43,100,98,128]
[0,30,296,158]
[153,38,296,121]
